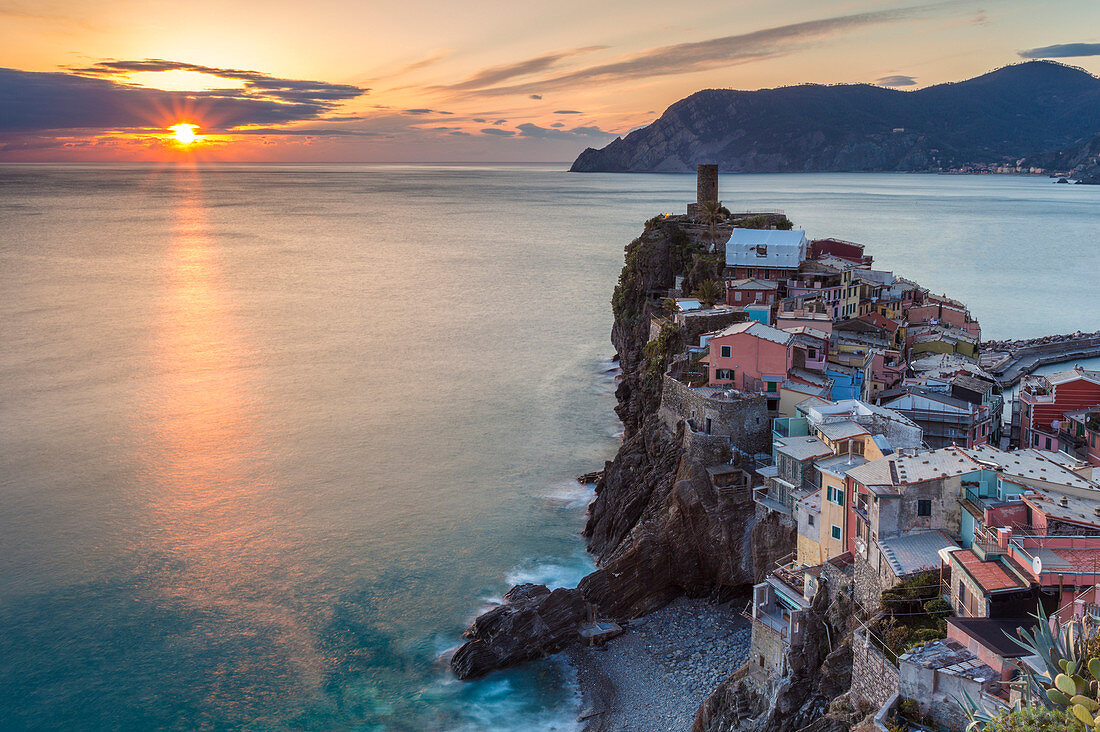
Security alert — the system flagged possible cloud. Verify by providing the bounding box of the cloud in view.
[514,122,613,140]
[438,46,605,91]
[0,61,368,135]
[73,59,365,104]
[529,94,542,100]
[387,51,449,77]
[1019,42,1100,59]
[492,119,506,125]
[550,122,565,128]
[404,108,453,115]
[480,128,515,136]
[457,2,967,97]
[875,74,917,86]
[472,118,486,123]
[554,109,582,114]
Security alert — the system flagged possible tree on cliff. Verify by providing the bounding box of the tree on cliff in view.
[692,279,722,308]
[697,201,724,251]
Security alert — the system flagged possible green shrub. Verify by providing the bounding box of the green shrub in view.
[924,597,952,615]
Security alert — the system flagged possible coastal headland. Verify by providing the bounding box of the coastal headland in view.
[451,169,1100,731]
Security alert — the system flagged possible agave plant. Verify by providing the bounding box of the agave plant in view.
[963,603,1100,730]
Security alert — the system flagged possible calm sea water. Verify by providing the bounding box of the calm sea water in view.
[0,164,1097,731]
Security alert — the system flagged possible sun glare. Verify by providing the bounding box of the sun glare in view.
[169,123,200,146]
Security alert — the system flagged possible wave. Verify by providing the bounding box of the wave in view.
[505,551,595,591]
[540,480,595,510]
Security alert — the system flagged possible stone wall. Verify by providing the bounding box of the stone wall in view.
[853,553,887,613]
[850,627,899,712]
[683,427,734,464]
[659,375,771,459]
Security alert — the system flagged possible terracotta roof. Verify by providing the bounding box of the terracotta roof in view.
[859,312,900,332]
[952,549,1028,594]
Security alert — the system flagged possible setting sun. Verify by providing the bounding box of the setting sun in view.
[169,123,200,146]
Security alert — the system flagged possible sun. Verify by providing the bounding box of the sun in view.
[169,123,200,146]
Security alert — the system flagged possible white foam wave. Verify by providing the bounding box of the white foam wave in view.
[541,480,595,510]
[505,552,595,591]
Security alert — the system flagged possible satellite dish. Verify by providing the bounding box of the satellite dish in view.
[1033,555,1043,575]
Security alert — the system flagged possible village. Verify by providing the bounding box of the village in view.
[648,167,1100,731]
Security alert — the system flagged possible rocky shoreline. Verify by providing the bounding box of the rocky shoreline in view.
[569,597,751,732]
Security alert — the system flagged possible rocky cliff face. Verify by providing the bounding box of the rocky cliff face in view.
[571,61,1100,174]
[450,216,789,679]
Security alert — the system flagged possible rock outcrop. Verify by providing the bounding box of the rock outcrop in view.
[450,215,784,679]
[451,584,590,680]
[571,61,1100,174]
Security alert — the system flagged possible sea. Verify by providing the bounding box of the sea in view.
[0,164,1097,731]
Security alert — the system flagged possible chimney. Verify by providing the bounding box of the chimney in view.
[1060,495,1069,508]
[996,527,1011,550]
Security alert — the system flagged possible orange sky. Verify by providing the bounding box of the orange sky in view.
[1,0,1098,161]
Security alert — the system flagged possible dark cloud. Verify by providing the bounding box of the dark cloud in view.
[458,2,964,97]
[74,59,365,104]
[492,119,507,125]
[0,62,367,134]
[550,122,565,128]
[472,118,486,123]
[515,122,613,140]
[529,94,542,100]
[404,108,453,115]
[480,128,515,136]
[1019,43,1100,59]
[875,74,917,87]
[554,109,582,114]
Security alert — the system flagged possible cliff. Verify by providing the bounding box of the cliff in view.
[451,215,787,680]
[570,61,1100,173]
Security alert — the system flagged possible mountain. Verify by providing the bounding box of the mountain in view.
[570,61,1100,173]
[1022,133,1100,183]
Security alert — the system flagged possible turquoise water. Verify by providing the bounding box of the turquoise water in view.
[0,165,1097,730]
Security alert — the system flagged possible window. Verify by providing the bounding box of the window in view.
[705,418,712,434]
[917,499,932,517]
[831,525,842,540]
[734,292,742,303]
[851,440,864,457]
[958,581,968,608]
[808,514,815,526]
[720,345,732,358]
[715,368,734,380]
[808,348,817,359]
[1045,437,1052,450]
[767,381,777,393]
[1034,433,1040,446]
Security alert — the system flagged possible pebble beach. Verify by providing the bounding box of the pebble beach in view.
[569,597,752,731]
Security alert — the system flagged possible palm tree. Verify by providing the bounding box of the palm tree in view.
[661,297,679,315]
[693,280,722,309]
[697,200,724,251]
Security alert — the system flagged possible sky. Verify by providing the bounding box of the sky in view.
[1,0,1098,161]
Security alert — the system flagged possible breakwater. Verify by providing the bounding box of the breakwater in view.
[980,331,1100,386]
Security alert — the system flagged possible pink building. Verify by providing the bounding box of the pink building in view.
[706,321,793,393]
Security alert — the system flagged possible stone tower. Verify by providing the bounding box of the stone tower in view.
[697,164,719,206]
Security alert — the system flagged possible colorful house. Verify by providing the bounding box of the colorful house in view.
[724,278,778,310]
[1019,367,1100,452]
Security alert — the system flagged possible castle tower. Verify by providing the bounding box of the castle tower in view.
[696,164,719,206]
